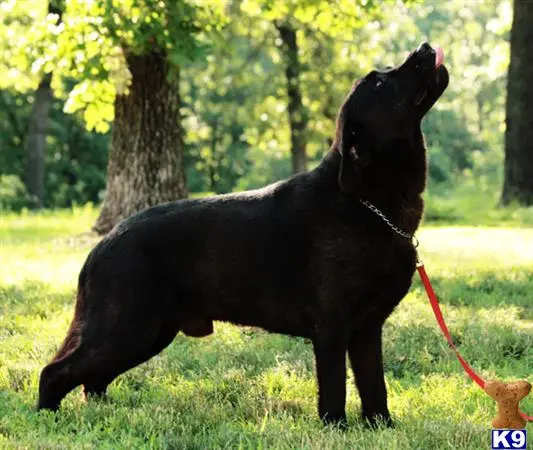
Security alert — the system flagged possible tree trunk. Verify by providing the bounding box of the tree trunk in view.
[501,0,533,205]
[24,2,62,208]
[476,94,484,134]
[25,73,53,208]
[93,51,188,234]
[276,23,308,174]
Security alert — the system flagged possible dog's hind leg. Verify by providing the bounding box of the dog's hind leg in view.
[51,322,82,361]
[348,328,392,427]
[82,322,178,400]
[38,344,92,411]
[37,315,85,410]
[38,316,178,410]
[38,282,180,411]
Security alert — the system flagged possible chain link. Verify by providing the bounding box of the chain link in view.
[360,199,419,247]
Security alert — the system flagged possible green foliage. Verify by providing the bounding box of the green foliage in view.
[240,0,382,31]
[0,174,31,211]
[0,1,54,92]
[0,0,517,206]
[424,183,533,227]
[181,0,513,194]
[182,0,397,192]
[1,0,228,132]
[0,91,28,175]
[0,89,109,208]
[0,211,531,448]
[182,29,256,193]
[58,0,226,131]
[423,109,483,183]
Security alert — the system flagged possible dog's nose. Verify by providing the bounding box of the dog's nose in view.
[416,42,433,54]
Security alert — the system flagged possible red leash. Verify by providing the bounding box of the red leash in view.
[417,261,533,421]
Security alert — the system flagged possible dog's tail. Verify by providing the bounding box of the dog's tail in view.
[49,265,88,363]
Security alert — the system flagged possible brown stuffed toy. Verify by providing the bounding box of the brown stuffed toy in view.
[484,380,531,429]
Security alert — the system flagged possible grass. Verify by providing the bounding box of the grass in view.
[0,203,532,449]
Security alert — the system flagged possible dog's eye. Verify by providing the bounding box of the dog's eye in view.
[376,80,383,88]
[366,70,378,80]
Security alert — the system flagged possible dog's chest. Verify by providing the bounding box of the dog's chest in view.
[316,235,417,319]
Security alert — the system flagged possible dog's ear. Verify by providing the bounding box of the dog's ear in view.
[338,124,367,194]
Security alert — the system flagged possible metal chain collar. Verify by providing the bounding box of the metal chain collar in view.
[360,199,419,247]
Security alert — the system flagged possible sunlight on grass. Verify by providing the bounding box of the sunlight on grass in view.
[0,209,532,448]
[0,204,98,242]
[419,227,533,269]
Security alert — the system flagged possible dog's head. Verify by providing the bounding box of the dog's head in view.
[335,43,449,194]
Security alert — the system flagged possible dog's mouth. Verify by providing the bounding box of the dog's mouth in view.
[410,44,448,110]
[413,89,428,106]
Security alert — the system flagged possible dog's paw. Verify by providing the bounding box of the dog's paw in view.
[321,412,348,430]
[362,412,394,429]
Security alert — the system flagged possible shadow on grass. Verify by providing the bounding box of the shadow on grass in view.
[2,272,531,425]
[411,268,533,318]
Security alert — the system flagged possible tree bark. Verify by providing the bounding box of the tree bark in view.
[276,23,308,174]
[93,51,188,234]
[24,2,62,208]
[25,73,53,208]
[501,0,533,205]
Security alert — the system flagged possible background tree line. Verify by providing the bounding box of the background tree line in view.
[0,0,531,232]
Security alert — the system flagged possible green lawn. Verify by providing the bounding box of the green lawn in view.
[0,207,532,449]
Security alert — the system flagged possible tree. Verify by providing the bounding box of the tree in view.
[65,1,225,233]
[25,2,63,209]
[0,0,61,207]
[93,49,188,233]
[239,1,386,175]
[501,0,533,205]
[25,72,53,208]
[2,0,515,210]
[25,1,63,209]
[181,24,257,194]
[275,22,308,173]
[1,0,225,230]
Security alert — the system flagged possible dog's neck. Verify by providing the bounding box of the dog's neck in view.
[325,131,426,235]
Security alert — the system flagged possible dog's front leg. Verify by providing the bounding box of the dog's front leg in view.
[348,328,392,427]
[312,325,350,427]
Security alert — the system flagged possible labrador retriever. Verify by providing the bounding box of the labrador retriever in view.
[38,42,448,427]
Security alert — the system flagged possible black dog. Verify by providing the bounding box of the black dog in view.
[38,43,448,427]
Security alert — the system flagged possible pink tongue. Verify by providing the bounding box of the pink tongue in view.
[435,46,444,68]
